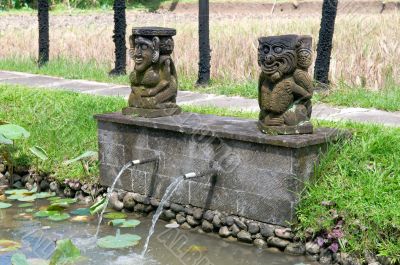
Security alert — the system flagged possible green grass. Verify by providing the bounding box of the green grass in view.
[2,57,400,112]
[1,83,400,259]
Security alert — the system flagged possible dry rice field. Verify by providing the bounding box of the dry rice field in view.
[0,5,399,89]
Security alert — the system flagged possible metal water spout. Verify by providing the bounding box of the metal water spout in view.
[130,157,159,166]
[183,164,221,180]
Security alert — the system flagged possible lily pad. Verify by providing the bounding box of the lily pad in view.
[18,203,34,208]
[108,219,126,227]
[18,195,37,202]
[49,239,82,265]
[97,229,141,249]
[48,213,71,222]
[47,204,68,212]
[11,252,28,265]
[103,212,127,219]
[70,208,90,216]
[120,219,141,228]
[0,202,12,209]
[25,208,34,213]
[35,192,56,199]
[52,198,77,204]
[0,239,21,253]
[48,196,62,201]
[34,210,59,218]
[5,189,29,195]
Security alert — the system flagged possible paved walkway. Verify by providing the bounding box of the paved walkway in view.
[1,70,400,127]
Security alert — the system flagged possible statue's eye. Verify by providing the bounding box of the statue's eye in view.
[141,44,148,50]
[263,46,270,54]
[274,46,283,54]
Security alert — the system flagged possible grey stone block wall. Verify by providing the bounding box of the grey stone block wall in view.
[96,112,344,226]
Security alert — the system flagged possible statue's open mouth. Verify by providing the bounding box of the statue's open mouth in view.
[134,57,144,64]
[263,61,280,74]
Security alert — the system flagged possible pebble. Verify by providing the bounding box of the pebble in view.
[237,231,252,243]
[275,228,294,240]
[254,238,267,248]
[109,192,124,211]
[212,214,222,228]
[203,210,214,222]
[0,164,5,173]
[132,193,146,203]
[193,208,204,220]
[49,181,60,192]
[123,192,136,210]
[260,223,275,238]
[267,237,290,249]
[176,213,186,224]
[187,215,200,227]
[305,242,320,255]
[134,203,146,213]
[201,220,214,233]
[150,197,160,207]
[248,222,260,234]
[284,243,306,255]
[170,203,185,213]
[224,216,234,226]
[219,226,231,238]
[40,179,50,191]
[13,181,22,189]
[180,222,191,230]
[234,217,247,230]
[229,224,240,237]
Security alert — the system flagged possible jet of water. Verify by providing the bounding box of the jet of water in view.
[140,176,184,257]
[95,161,133,238]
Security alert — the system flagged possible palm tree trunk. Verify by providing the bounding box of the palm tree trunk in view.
[197,0,211,86]
[110,0,127,76]
[314,0,338,86]
[38,0,49,67]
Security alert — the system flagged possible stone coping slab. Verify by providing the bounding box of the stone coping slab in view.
[95,112,346,149]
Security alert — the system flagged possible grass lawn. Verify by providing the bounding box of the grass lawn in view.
[2,57,400,111]
[0,83,399,260]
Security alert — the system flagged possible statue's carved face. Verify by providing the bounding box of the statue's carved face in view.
[258,39,297,81]
[133,37,154,72]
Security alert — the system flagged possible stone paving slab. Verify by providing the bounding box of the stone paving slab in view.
[1,70,400,127]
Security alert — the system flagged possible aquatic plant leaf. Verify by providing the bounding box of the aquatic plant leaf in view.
[5,189,29,195]
[49,239,82,265]
[48,213,71,222]
[187,245,208,253]
[70,208,90,216]
[90,197,107,215]
[0,239,22,253]
[108,219,126,227]
[47,204,68,212]
[18,195,37,202]
[25,208,34,213]
[0,202,12,209]
[97,231,141,249]
[120,219,141,228]
[35,192,56,199]
[64,151,98,165]
[34,210,59,218]
[29,146,48,161]
[48,196,62,201]
[11,252,28,265]
[52,198,77,204]
[103,212,127,219]
[18,203,34,208]
[0,124,30,140]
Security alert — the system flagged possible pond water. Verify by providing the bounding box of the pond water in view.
[0,199,316,265]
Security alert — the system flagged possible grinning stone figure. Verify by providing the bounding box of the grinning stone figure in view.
[257,34,314,135]
[122,27,181,118]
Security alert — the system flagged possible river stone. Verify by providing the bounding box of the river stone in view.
[64,187,75,198]
[234,217,247,230]
[132,193,146,203]
[203,210,215,222]
[219,226,230,238]
[176,213,186,224]
[237,231,252,243]
[267,237,290,249]
[170,203,185,213]
[123,192,136,210]
[305,242,320,255]
[202,220,214,233]
[212,215,222,228]
[180,222,191,230]
[0,173,8,186]
[275,227,294,240]
[248,222,260,234]
[150,198,160,207]
[254,238,267,248]
[229,224,240,237]
[224,216,234,226]
[49,181,60,192]
[187,215,200,227]
[162,209,175,220]
[319,249,333,265]
[13,181,22,189]
[117,190,127,201]
[184,205,193,215]
[0,164,5,173]
[109,192,124,211]
[40,179,50,191]
[260,223,275,238]
[12,174,22,182]
[134,203,146,213]
[193,208,203,220]
[285,243,306,255]
[25,182,33,191]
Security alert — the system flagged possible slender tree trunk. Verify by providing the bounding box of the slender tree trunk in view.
[197,0,211,86]
[38,0,49,67]
[314,0,338,86]
[109,0,127,76]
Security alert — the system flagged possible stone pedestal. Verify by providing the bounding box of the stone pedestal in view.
[95,112,346,226]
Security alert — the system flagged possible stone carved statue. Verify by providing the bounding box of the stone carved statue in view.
[122,27,181,118]
[257,35,314,135]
